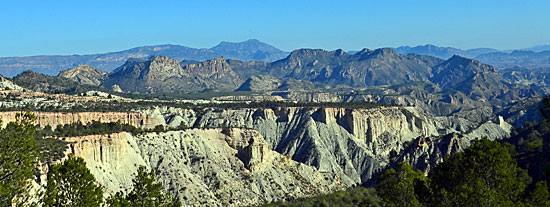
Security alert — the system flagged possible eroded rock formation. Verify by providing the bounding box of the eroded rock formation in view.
[66,129,345,206]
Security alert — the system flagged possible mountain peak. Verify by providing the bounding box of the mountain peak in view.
[431,54,498,89]
[288,48,328,57]
[354,48,373,56]
[244,39,261,43]
[210,39,288,62]
[447,55,487,67]
[148,55,175,62]
[372,48,398,56]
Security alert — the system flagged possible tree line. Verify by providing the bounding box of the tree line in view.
[0,112,179,206]
[0,98,390,113]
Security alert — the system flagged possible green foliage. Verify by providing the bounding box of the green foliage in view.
[503,96,550,182]
[107,166,180,207]
[43,154,103,207]
[0,112,37,206]
[0,99,389,113]
[105,192,131,207]
[376,162,428,207]
[430,138,529,206]
[525,137,544,153]
[34,137,68,165]
[526,181,550,207]
[262,187,382,207]
[375,138,550,206]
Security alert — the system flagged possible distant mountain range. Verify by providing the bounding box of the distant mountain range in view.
[10,46,550,126]
[1,40,550,78]
[0,39,288,77]
[394,44,499,59]
[13,47,543,101]
[394,44,550,69]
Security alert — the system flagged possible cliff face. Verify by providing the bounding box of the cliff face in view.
[139,106,512,183]
[66,129,345,207]
[0,111,161,129]
[65,132,146,194]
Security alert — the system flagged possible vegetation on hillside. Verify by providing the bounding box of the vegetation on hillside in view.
[106,166,180,207]
[262,187,382,207]
[0,99,390,113]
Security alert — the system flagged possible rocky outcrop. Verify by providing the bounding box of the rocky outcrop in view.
[0,111,161,129]
[236,75,282,92]
[0,75,25,90]
[182,57,243,90]
[57,64,107,86]
[102,56,244,93]
[65,129,345,206]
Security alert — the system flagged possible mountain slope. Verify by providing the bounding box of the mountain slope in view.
[210,39,289,62]
[12,70,105,93]
[101,56,244,93]
[0,39,288,77]
[263,48,443,87]
[58,64,106,86]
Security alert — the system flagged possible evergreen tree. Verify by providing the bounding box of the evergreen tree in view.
[107,166,180,207]
[0,112,37,206]
[429,138,530,207]
[106,192,130,207]
[526,181,550,207]
[43,154,103,207]
[376,162,428,207]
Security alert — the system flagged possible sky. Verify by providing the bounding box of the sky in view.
[1,0,549,57]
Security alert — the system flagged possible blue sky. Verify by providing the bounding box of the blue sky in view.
[1,0,549,56]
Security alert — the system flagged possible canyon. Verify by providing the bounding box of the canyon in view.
[6,103,514,206]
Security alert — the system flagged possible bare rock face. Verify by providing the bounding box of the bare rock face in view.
[0,75,25,90]
[182,57,243,89]
[102,56,244,93]
[65,132,146,194]
[141,56,187,81]
[235,75,282,92]
[58,64,107,86]
[65,128,345,207]
[111,84,123,93]
[141,105,514,185]
[0,111,162,129]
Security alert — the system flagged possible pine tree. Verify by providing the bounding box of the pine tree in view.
[376,162,428,207]
[429,138,530,207]
[107,166,180,207]
[43,154,103,207]
[0,112,37,206]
